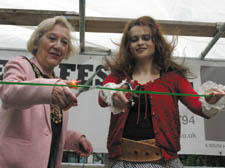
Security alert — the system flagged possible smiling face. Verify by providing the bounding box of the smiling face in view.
[36,24,70,74]
[129,25,155,62]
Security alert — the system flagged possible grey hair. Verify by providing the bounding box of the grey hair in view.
[27,16,76,59]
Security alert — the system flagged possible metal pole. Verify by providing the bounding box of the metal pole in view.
[200,22,225,60]
[79,0,85,53]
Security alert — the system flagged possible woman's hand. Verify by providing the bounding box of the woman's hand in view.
[112,84,132,109]
[77,135,93,157]
[205,88,225,104]
[51,80,78,110]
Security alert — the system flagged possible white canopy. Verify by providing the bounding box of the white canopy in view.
[1,0,225,59]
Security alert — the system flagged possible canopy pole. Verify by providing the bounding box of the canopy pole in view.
[200,22,225,60]
[79,0,86,53]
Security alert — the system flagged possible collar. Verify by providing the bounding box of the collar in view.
[30,56,56,78]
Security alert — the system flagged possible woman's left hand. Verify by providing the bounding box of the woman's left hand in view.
[77,135,93,157]
[205,88,225,104]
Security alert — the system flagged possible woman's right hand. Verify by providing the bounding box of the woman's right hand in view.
[112,84,131,109]
[51,80,78,110]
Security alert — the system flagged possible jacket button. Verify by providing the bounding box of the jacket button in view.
[44,131,49,136]
[145,152,150,156]
[134,151,138,155]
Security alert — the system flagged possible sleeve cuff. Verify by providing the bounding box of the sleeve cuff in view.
[198,81,225,117]
[100,80,127,115]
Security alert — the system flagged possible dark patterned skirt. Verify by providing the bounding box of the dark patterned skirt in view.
[104,155,184,168]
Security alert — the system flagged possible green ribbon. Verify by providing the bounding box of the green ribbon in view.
[0,81,207,97]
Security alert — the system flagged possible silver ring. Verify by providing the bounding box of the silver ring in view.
[123,82,132,91]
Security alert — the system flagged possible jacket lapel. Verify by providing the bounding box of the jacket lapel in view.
[44,104,52,131]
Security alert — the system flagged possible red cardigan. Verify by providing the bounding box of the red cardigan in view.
[98,71,209,160]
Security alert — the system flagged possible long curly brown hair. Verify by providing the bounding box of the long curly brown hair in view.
[104,16,191,79]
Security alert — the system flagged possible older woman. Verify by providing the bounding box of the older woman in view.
[0,16,93,168]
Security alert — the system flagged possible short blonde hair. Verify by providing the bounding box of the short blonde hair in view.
[27,16,76,59]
